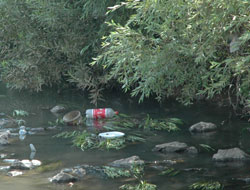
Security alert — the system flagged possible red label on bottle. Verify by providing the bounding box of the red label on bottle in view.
[93,109,106,119]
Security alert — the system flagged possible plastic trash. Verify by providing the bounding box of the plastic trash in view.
[19,126,27,135]
[86,108,118,119]
[63,111,82,125]
[30,144,36,152]
[29,144,36,159]
[98,131,125,139]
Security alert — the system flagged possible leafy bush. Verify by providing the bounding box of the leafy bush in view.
[93,0,250,110]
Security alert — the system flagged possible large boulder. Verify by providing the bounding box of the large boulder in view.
[108,156,144,168]
[189,122,217,133]
[152,141,198,154]
[49,167,87,184]
[49,172,77,183]
[212,148,250,162]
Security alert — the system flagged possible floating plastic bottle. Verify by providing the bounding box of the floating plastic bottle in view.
[19,126,27,135]
[85,108,118,119]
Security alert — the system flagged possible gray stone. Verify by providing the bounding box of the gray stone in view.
[212,148,250,162]
[152,141,188,153]
[10,160,31,170]
[0,131,10,145]
[61,167,86,178]
[189,122,217,133]
[49,172,77,183]
[109,156,144,168]
[50,105,66,114]
[185,146,198,154]
[71,168,86,178]
[7,170,23,177]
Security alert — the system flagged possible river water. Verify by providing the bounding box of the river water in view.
[0,84,249,190]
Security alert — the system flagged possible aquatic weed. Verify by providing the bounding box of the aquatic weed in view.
[140,115,181,132]
[54,130,145,151]
[103,166,131,178]
[159,167,180,176]
[189,181,223,190]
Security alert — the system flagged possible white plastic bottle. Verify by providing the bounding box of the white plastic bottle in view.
[86,108,118,119]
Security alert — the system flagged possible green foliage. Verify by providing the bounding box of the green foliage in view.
[199,144,216,152]
[120,182,157,190]
[1,0,248,112]
[119,165,157,190]
[140,115,181,132]
[13,110,29,117]
[0,0,129,104]
[189,181,223,190]
[103,166,131,178]
[54,130,145,151]
[159,167,180,177]
[93,0,250,110]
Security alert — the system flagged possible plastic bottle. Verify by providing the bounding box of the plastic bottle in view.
[19,126,27,135]
[86,108,118,119]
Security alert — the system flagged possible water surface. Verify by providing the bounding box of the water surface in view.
[0,84,249,190]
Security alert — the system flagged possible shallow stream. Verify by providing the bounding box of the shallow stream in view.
[0,84,249,190]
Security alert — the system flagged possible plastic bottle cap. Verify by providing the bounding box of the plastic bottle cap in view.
[115,111,119,115]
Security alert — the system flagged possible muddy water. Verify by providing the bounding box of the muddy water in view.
[0,84,249,190]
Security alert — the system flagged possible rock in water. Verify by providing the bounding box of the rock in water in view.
[212,147,250,162]
[49,172,77,183]
[189,122,217,133]
[108,156,144,168]
[50,105,66,113]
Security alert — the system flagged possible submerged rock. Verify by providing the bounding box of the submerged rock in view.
[189,122,217,133]
[186,146,198,154]
[152,141,198,154]
[108,156,144,168]
[235,177,250,184]
[49,166,87,184]
[0,131,10,145]
[49,172,78,183]
[212,148,250,162]
[62,167,86,178]
[50,105,66,114]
